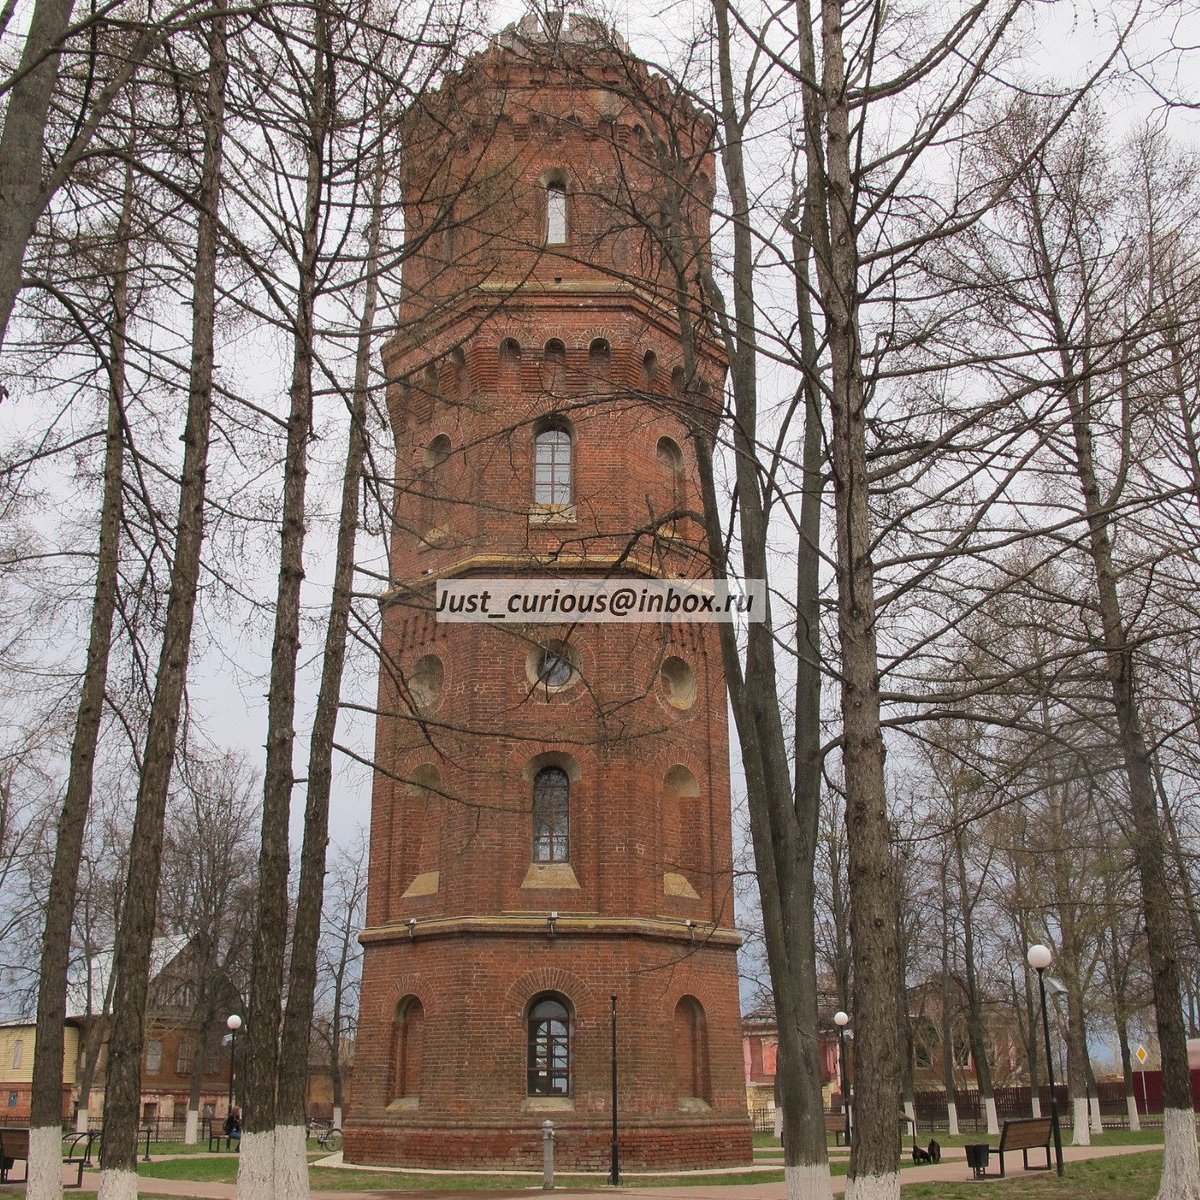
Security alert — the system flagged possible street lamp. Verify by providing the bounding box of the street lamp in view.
[1026,945,1064,1177]
[226,1014,242,1116]
[609,994,619,1186]
[834,1011,851,1147]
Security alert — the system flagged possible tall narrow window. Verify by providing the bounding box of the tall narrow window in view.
[534,427,572,505]
[527,995,570,1095]
[546,182,567,244]
[533,767,570,862]
[390,997,425,1101]
[673,996,710,1102]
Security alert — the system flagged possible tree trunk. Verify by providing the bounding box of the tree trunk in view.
[26,157,130,1200]
[96,10,226,1197]
[0,0,77,345]
[692,6,834,1197]
[815,0,902,1179]
[939,866,959,1137]
[274,101,379,1200]
[238,6,330,1193]
[953,829,996,1135]
[1045,262,1199,1195]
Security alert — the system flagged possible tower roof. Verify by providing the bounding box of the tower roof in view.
[494,9,631,57]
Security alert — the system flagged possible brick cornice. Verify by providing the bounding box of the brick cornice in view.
[358,912,742,948]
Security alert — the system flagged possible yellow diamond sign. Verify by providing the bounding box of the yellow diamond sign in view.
[1136,1045,1148,1064]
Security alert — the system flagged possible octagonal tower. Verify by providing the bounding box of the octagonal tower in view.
[345,13,752,1170]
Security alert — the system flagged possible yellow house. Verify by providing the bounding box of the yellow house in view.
[0,1020,81,1121]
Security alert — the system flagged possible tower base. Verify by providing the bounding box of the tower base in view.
[344,1114,752,1171]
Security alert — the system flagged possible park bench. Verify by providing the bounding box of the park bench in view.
[0,1126,28,1183]
[989,1116,1054,1177]
[207,1116,237,1152]
[0,1127,99,1187]
[824,1112,849,1146]
[61,1129,99,1188]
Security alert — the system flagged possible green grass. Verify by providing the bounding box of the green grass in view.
[904,1150,1162,1198]
[127,1153,1166,1196]
[135,1156,791,1190]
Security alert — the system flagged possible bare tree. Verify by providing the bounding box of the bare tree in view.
[96,4,227,1192]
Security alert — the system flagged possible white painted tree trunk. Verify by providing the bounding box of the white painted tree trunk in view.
[903,1099,915,1125]
[184,1107,199,1145]
[332,1105,342,1129]
[96,1169,138,1200]
[1126,1094,1140,1132]
[785,1163,835,1200]
[774,1106,784,1139]
[237,1129,275,1200]
[1152,1104,1200,1200]
[75,1108,90,1134]
[984,1097,999,1136]
[26,1126,64,1200]
[946,1101,960,1136]
[1030,1095,1042,1118]
[1072,1098,1091,1145]
[1158,1108,1200,1200]
[274,1124,308,1199]
[1089,1095,1102,1134]
[846,1170,901,1200]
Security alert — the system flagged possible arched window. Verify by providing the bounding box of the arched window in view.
[673,996,710,1102]
[533,767,569,862]
[390,997,425,1101]
[546,181,568,245]
[588,338,611,374]
[534,424,572,505]
[527,995,570,1095]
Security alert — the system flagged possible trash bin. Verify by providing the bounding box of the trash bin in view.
[964,1143,990,1179]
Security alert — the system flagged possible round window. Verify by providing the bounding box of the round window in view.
[527,641,579,690]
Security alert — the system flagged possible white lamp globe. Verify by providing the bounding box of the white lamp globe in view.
[833,1010,850,1028]
[1026,944,1053,971]
[227,1014,242,1032]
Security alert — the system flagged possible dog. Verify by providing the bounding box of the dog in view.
[912,1139,941,1165]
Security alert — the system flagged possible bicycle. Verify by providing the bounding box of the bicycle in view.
[307,1120,342,1152]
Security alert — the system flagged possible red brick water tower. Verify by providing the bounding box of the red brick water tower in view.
[344,13,751,1170]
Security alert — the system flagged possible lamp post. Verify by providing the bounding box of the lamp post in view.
[609,994,619,1186]
[226,1014,242,1116]
[834,1011,851,1147]
[1026,945,1064,1177]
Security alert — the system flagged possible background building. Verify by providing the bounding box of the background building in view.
[345,12,751,1171]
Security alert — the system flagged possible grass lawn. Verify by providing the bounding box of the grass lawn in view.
[128,1153,1166,1197]
[136,1157,794,1190]
[905,1151,1163,1198]
[129,1136,1170,1194]
[754,1127,1166,1153]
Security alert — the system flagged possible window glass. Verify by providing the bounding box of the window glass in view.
[546,184,567,244]
[537,646,574,688]
[533,767,570,862]
[146,1039,163,1074]
[534,429,572,504]
[527,997,570,1095]
[11,1039,23,1070]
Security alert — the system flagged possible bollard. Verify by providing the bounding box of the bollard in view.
[542,1120,555,1191]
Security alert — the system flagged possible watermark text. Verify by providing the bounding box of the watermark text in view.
[434,578,766,623]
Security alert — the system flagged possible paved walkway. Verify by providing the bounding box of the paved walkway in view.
[5,1140,1162,1198]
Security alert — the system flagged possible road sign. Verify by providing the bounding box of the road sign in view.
[1136,1044,1148,1064]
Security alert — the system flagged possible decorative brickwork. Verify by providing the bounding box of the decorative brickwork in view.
[345,12,751,1171]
